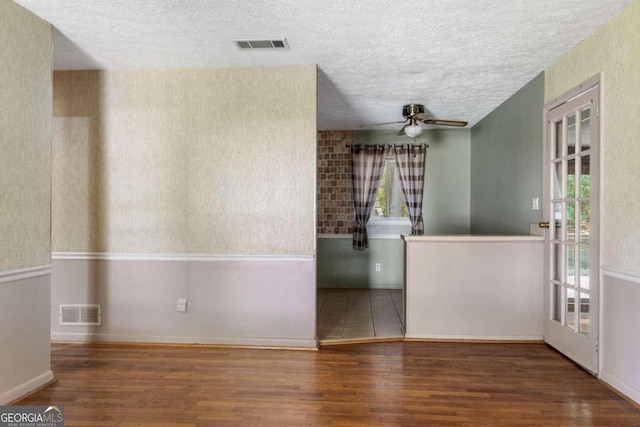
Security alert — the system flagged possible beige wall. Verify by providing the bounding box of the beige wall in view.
[53,66,317,255]
[545,0,640,273]
[0,0,52,271]
[546,0,640,404]
[0,0,53,404]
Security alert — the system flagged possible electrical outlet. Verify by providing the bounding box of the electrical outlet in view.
[375,263,381,272]
[176,298,187,312]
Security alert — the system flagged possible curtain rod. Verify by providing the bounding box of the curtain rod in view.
[344,143,429,148]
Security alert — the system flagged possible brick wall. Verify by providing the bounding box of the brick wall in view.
[317,131,354,235]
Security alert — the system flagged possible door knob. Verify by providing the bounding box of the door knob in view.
[539,222,550,229]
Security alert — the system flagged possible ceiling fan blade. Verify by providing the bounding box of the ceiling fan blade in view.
[422,119,468,127]
[414,112,431,120]
[359,120,405,129]
[397,124,408,136]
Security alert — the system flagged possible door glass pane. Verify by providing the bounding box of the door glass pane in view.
[566,245,575,285]
[553,244,562,281]
[567,115,576,155]
[581,108,591,150]
[551,245,563,282]
[580,156,591,198]
[566,202,575,241]
[566,288,576,330]
[553,202,562,240]
[553,284,562,322]
[579,246,590,290]
[555,121,563,159]
[567,158,576,198]
[579,292,590,336]
[580,201,590,243]
[553,162,563,199]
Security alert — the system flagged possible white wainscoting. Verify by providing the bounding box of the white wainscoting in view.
[403,235,544,340]
[50,254,317,348]
[600,267,640,405]
[0,269,53,404]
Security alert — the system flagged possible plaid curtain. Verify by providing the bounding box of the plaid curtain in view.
[393,144,427,235]
[351,145,388,250]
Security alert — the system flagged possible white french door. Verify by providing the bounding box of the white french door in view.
[543,76,600,373]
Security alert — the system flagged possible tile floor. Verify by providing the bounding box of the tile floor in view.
[316,288,404,341]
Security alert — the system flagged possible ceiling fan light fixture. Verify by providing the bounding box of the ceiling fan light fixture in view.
[361,103,465,134]
[404,124,422,138]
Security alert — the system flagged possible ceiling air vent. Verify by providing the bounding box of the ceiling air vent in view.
[59,304,101,326]
[233,39,289,50]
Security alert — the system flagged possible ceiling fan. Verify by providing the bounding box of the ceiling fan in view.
[360,104,468,137]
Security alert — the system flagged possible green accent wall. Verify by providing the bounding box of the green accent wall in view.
[355,128,472,235]
[470,72,545,235]
[317,238,404,289]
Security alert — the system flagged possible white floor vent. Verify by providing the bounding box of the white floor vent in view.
[59,304,101,326]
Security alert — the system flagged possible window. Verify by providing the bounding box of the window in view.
[374,155,407,218]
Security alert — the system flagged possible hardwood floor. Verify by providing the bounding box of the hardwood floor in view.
[16,342,640,426]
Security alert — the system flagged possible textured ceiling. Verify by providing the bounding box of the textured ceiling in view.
[14,0,634,130]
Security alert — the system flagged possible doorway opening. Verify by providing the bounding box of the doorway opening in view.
[316,131,406,343]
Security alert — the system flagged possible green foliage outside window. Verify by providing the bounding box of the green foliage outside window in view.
[375,158,408,218]
[566,174,591,243]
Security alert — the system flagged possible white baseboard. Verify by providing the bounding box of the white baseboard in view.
[51,332,317,349]
[0,370,54,405]
[405,334,544,341]
[601,370,640,405]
